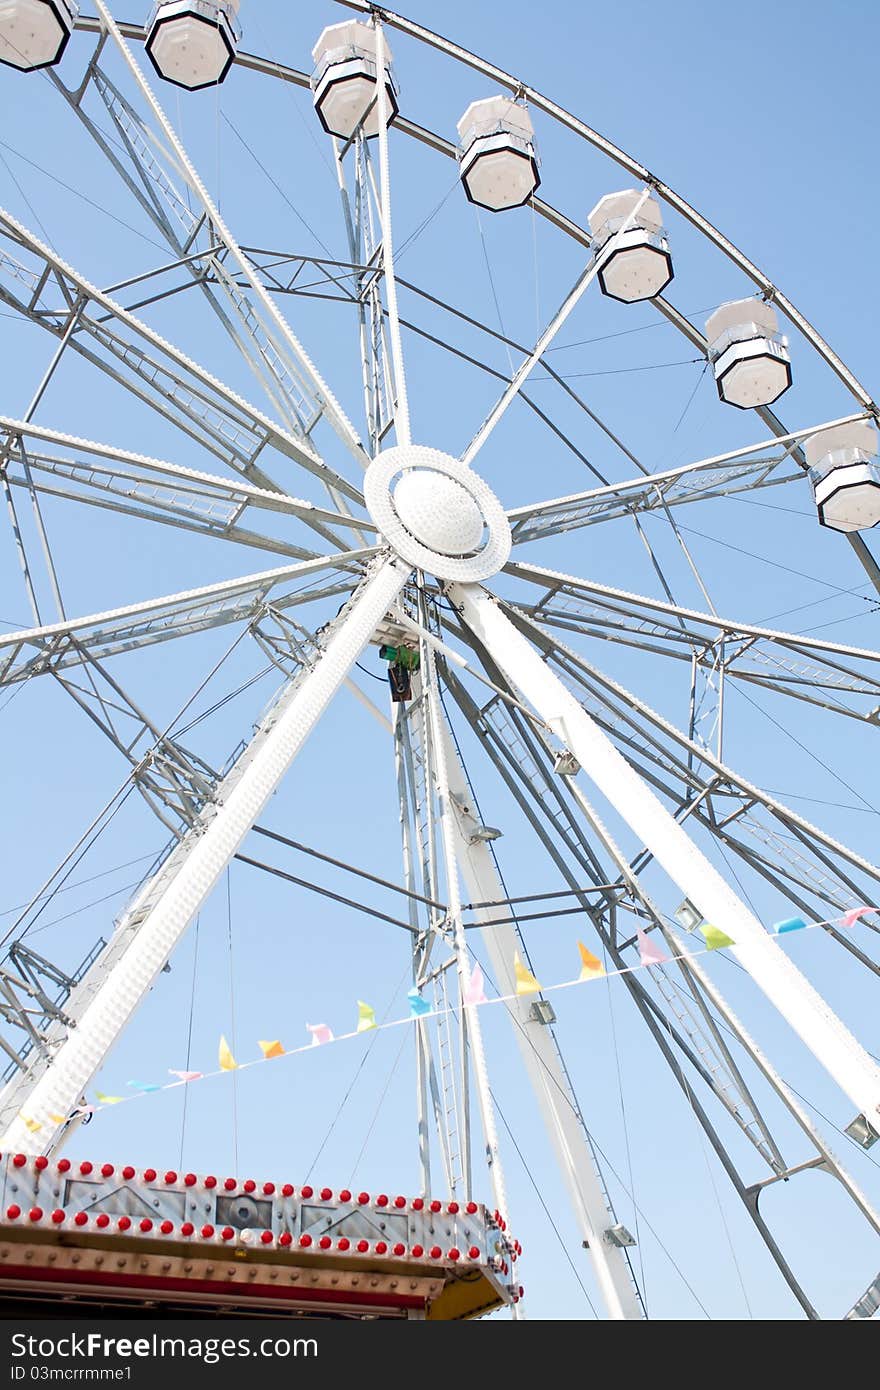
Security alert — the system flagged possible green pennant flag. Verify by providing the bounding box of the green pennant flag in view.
[700,923,735,951]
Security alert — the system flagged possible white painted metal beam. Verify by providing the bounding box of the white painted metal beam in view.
[450,581,880,1134]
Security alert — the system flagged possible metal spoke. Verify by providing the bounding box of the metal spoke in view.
[506,416,871,544]
[0,207,362,504]
[0,420,372,556]
[507,561,880,721]
[461,190,652,467]
[94,1,371,472]
[0,551,376,687]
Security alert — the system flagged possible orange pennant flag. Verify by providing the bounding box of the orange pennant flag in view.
[577,941,605,981]
[258,1040,285,1059]
[218,1035,238,1071]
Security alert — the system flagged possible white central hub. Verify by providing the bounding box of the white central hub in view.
[364,444,511,581]
[393,469,485,556]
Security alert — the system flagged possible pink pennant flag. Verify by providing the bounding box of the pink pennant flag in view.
[842,905,875,929]
[637,928,669,967]
[307,1023,334,1047]
[464,963,487,1007]
[168,1070,202,1084]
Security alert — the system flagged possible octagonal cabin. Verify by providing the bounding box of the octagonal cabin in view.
[705,298,791,409]
[457,96,540,212]
[311,20,397,140]
[588,189,673,303]
[0,0,76,72]
[806,420,880,533]
[145,0,240,90]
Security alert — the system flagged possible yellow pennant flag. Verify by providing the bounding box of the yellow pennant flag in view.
[514,951,541,996]
[95,1092,124,1105]
[19,1113,41,1133]
[577,941,605,981]
[700,923,735,951]
[49,1113,68,1125]
[218,1035,238,1071]
[357,1000,377,1033]
[259,1040,285,1059]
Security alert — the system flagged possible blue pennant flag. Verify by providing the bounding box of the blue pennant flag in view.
[407,987,431,1018]
[774,916,807,935]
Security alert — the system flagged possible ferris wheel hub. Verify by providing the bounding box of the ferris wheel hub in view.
[364,444,511,580]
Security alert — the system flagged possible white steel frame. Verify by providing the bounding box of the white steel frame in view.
[0,2,877,1323]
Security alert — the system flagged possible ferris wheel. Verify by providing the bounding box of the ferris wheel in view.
[0,0,878,1322]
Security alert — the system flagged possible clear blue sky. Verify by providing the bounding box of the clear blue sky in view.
[1,0,879,1321]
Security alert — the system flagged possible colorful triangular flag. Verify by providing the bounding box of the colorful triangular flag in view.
[637,928,669,967]
[774,916,807,935]
[577,941,605,980]
[127,1080,160,1093]
[842,905,874,929]
[514,951,541,996]
[408,987,431,1018]
[700,923,735,951]
[356,1001,377,1033]
[48,1114,68,1125]
[307,1023,334,1046]
[19,1113,41,1133]
[169,1070,202,1084]
[258,1040,285,1059]
[95,1091,124,1105]
[464,963,487,1006]
[218,1036,238,1071]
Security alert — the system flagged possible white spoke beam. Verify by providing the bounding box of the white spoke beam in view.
[0,209,362,505]
[437,718,644,1319]
[0,553,410,1150]
[94,1,370,472]
[461,190,651,468]
[373,21,411,448]
[1,422,371,554]
[506,413,870,543]
[0,551,376,686]
[506,565,880,719]
[450,581,880,1134]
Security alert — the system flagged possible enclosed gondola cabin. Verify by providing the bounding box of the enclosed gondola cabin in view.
[145,0,240,90]
[588,189,673,303]
[457,96,540,212]
[705,298,791,409]
[807,420,880,532]
[311,19,397,140]
[0,0,76,71]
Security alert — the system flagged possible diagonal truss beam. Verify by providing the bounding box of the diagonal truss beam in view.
[0,553,410,1151]
[449,580,880,1133]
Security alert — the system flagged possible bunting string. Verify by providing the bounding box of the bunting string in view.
[26,906,875,1133]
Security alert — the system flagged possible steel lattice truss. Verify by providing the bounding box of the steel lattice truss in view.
[0,0,878,1323]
